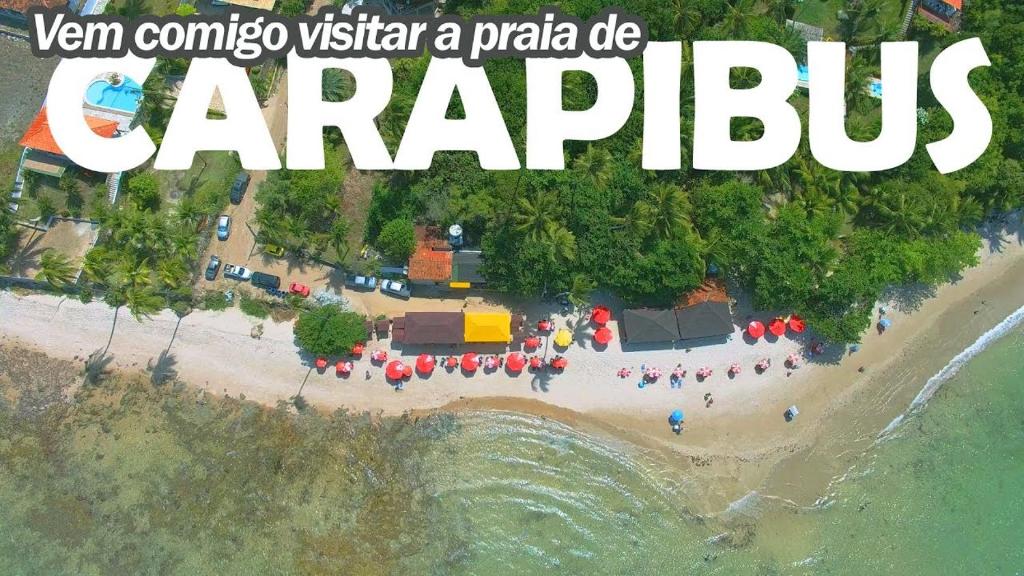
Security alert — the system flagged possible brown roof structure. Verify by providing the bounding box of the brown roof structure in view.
[675,302,734,340]
[402,312,465,345]
[0,0,66,14]
[680,278,730,307]
[621,309,681,343]
[408,226,453,282]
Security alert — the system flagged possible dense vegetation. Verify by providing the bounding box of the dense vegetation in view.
[294,304,367,356]
[357,0,1024,343]
[0,352,457,574]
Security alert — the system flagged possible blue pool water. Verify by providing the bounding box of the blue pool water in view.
[870,79,883,98]
[797,64,809,84]
[85,77,142,113]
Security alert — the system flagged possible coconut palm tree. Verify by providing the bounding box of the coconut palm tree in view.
[322,69,352,103]
[669,0,702,36]
[722,0,755,37]
[35,250,77,290]
[631,184,694,241]
[514,192,561,242]
[837,0,885,46]
[124,287,165,321]
[542,221,577,263]
[573,145,613,190]
[762,0,796,24]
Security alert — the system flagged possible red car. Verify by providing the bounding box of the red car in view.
[289,282,310,297]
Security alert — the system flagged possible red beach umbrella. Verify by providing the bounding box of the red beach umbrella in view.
[768,318,786,337]
[446,356,458,369]
[351,342,365,356]
[590,305,611,326]
[506,352,527,372]
[461,352,480,372]
[385,360,405,380]
[402,365,413,378]
[747,321,766,339]
[593,326,613,345]
[537,319,553,332]
[415,354,435,374]
[788,315,806,333]
[524,336,541,350]
[315,357,328,370]
[529,356,543,369]
[550,357,568,370]
[335,360,352,375]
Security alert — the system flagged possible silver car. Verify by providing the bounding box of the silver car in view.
[216,215,231,240]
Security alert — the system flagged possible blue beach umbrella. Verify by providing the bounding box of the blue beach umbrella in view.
[669,410,684,424]
[879,318,892,329]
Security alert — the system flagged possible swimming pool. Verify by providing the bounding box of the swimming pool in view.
[85,77,143,113]
[869,79,883,98]
[797,64,809,85]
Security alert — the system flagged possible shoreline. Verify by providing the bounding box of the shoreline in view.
[2,223,1022,513]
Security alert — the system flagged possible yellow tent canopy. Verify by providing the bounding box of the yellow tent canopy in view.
[464,312,512,343]
[553,329,572,348]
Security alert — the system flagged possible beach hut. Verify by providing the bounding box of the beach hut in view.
[768,318,786,337]
[590,305,611,326]
[464,312,513,344]
[415,354,435,374]
[593,326,613,346]
[554,329,573,348]
[385,360,406,380]
[402,312,465,345]
[621,309,681,343]
[788,315,806,334]
[747,321,766,339]
[506,352,527,373]
[461,352,480,372]
[675,302,733,341]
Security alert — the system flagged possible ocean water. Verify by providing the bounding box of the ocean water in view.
[415,326,1024,575]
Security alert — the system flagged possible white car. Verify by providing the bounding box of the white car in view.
[380,279,411,299]
[216,215,231,240]
[223,264,253,281]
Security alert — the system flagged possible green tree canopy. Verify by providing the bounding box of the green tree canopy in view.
[294,305,366,356]
[375,218,417,262]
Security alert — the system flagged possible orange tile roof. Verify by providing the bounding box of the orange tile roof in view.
[944,0,962,9]
[19,107,119,157]
[409,247,452,282]
[680,278,730,308]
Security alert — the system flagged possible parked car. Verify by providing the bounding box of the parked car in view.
[204,255,221,281]
[344,274,377,290]
[223,264,252,281]
[251,271,281,290]
[216,215,231,240]
[229,172,250,205]
[289,282,310,297]
[380,279,411,299]
[263,243,285,257]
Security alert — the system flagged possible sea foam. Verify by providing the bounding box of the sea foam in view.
[877,302,1024,440]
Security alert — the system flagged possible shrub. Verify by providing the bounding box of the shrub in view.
[294,305,366,356]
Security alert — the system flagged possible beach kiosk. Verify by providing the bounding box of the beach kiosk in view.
[463,312,512,344]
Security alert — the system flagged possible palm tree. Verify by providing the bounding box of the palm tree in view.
[722,0,754,37]
[35,250,77,290]
[157,259,189,291]
[837,0,884,46]
[669,0,702,36]
[573,145,613,190]
[542,221,577,263]
[322,69,352,103]
[843,54,876,115]
[762,0,795,24]
[631,184,693,240]
[514,192,561,242]
[124,287,165,321]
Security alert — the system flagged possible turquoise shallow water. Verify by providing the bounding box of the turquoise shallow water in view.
[416,327,1024,575]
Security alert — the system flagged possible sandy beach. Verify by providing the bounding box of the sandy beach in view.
[2,219,1022,511]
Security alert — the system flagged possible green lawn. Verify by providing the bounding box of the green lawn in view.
[17,170,106,222]
[103,0,180,16]
[790,0,909,39]
[153,151,241,219]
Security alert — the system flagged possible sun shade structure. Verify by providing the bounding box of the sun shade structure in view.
[621,309,681,343]
[463,312,512,343]
[747,321,766,339]
[593,326,613,345]
[506,352,527,372]
[675,303,734,340]
[553,329,573,348]
[415,354,435,374]
[402,312,465,344]
[768,318,787,337]
[788,315,806,333]
[20,107,119,157]
[385,360,406,380]
[590,305,611,326]
[461,352,480,371]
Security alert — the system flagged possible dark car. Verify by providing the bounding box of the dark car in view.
[344,274,377,291]
[251,271,281,290]
[204,255,221,281]
[229,173,250,205]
